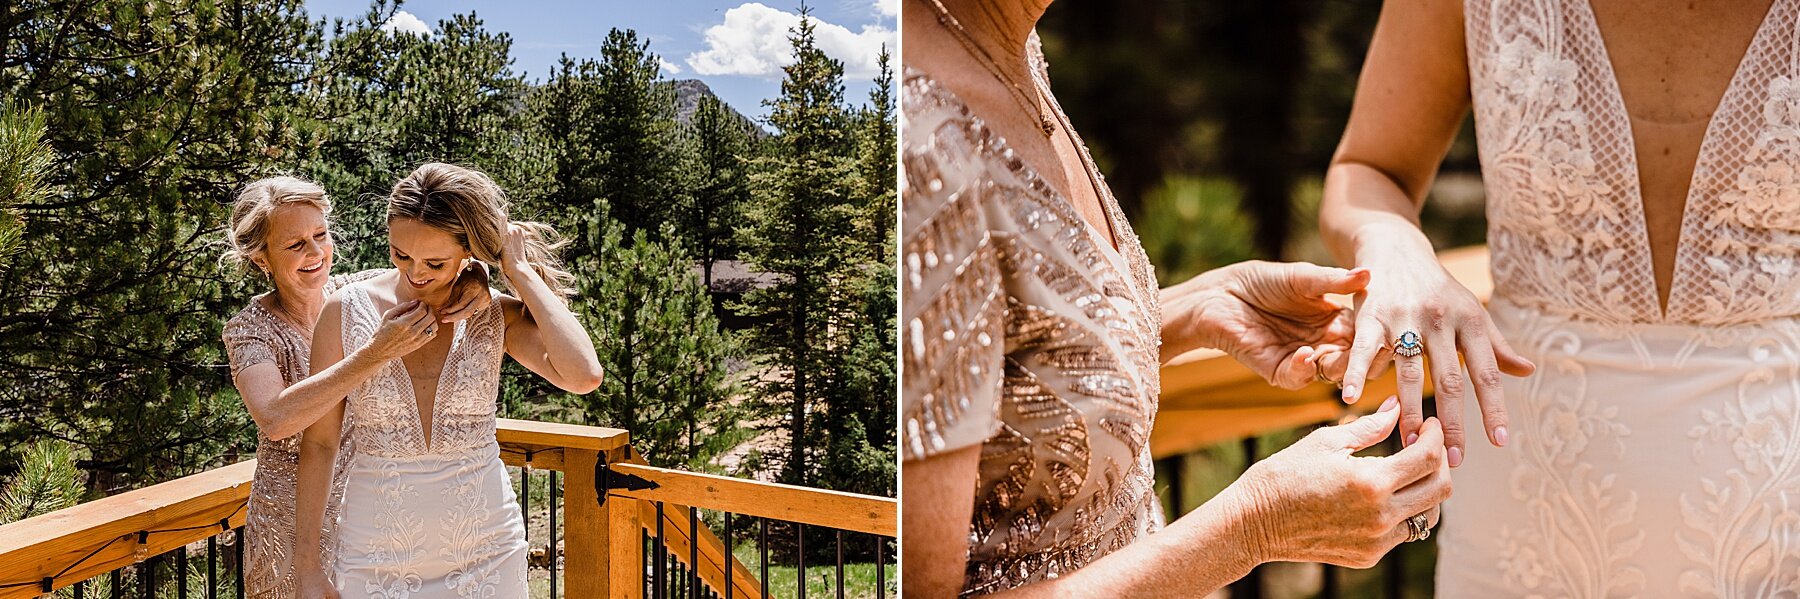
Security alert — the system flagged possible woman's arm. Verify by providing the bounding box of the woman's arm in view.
[234,297,437,440]
[1319,0,1532,466]
[293,296,349,599]
[498,225,602,394]
[903,398,1450,598]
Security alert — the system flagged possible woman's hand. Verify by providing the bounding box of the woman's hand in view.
[295,568,340,599]
[500,222,531,280]
[1341,235,1535,467]
[1229,397,1449,568]
[362,300,435,361]
[438,261,492,324]
[1162,261,1370,389]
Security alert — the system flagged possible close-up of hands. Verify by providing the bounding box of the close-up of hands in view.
[1163,261,1371,390]
[1340,238,1535,467]
[1227,396,1451,568]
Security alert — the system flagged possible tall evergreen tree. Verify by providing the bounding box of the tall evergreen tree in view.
[738,12,862,486]
[856,47,897,263]
[0,0,324,490]
[577,212,747,471]
[592,28,684,234]
[683,94,752,288]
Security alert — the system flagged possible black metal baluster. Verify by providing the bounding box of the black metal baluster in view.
[74,579,85,599]
[655,502,666,599]
[1322,564,1340,599]
[797,524,806,599]
[689,506,700,599]
[759,519,769,599]
[835,530,844,599]
[875,537,885,599]
[110,568,121,599]
[643,530,653,599]
[207,535,218,599]
[143,553,157,599]
[724,513,733,599]
[520,464,530,547]
[233,528,244,599]
[550,470,559,599]
[177,544,189,599]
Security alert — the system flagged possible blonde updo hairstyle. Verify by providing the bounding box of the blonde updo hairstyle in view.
[386,162,574,300]
[223,176,333,278]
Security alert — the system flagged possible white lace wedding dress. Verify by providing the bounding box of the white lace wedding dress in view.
[331,285,527,598]
[1443,0,1800,595]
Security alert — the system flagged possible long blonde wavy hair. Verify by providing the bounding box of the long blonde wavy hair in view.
[386,163,574,300]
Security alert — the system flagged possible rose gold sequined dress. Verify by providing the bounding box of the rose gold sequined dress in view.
[900,36,1164,596]
[223,270,381,599]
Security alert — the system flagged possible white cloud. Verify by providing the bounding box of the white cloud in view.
[659,57,684,75]
[874,0,898,17]
[686,3,895,79]
[380,10,433,37]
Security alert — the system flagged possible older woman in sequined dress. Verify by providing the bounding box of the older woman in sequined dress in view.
[899,0,1460,596]
[220,176,489,598]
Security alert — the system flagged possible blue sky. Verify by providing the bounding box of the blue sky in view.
[302,1,898,122]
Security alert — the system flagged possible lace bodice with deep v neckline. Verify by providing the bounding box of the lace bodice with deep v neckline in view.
[339,284,505,458]
[1471,0,1800,328]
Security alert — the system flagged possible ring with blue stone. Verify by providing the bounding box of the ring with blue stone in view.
[1393,331,1423,358]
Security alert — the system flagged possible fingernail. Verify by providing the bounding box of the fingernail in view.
[1494,426,1509,447]
[1379,396,1398,412]
[1405,433,1418,447]
[1448,446,1464,468]
[1344,385,1360,404]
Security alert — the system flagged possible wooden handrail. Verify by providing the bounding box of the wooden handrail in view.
[1152,245,1493,458]
[0,461,254,598]
[606,463,898,538]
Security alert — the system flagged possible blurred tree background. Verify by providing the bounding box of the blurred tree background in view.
[0,0,895,550]
[1037,1,1488,596]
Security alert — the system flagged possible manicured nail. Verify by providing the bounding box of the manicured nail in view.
[1494,426,1509,447]
[1448,446,1464,468]
[1405,433,1418,447]
[1379,396,1398,412]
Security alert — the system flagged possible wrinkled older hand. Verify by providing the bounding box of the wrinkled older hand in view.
[363,300,435,361]
[1163,261,1370,389]
[1342,243,1535,467]
[1232,397,1450,568]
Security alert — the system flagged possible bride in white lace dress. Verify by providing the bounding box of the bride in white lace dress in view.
[1322,0,1800,595]
[292,163,603,599]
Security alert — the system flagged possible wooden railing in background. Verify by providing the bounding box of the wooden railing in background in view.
[0,419,898,599]
[1153,245,1494,458]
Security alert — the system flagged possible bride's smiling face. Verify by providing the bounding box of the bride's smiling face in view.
[388,217,470,299]
[256,203,333,295]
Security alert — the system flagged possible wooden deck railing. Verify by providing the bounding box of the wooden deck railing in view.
[0,419,898,599]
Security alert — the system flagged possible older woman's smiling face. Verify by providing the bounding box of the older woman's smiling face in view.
[388,217,470,302]
[257,203,333,295]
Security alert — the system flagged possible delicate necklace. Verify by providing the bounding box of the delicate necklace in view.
[265,291,314,334]
[923,0,1056,137]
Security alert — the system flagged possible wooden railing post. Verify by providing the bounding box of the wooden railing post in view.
[605,448,645,599]
[564,447,609,598]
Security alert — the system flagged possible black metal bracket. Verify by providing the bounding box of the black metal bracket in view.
[595,453,659,506]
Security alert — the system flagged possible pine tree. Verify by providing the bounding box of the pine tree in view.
[856,47,897,263]
[0,0,324,490]
[0,102,52,266]
[592,29,684,234]
[683,94,753,289]
[0,440,85,524]
[576,212,747,470]
[738,11,862,487]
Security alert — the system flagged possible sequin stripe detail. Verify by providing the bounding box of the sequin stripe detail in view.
[901,260,1006,458]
